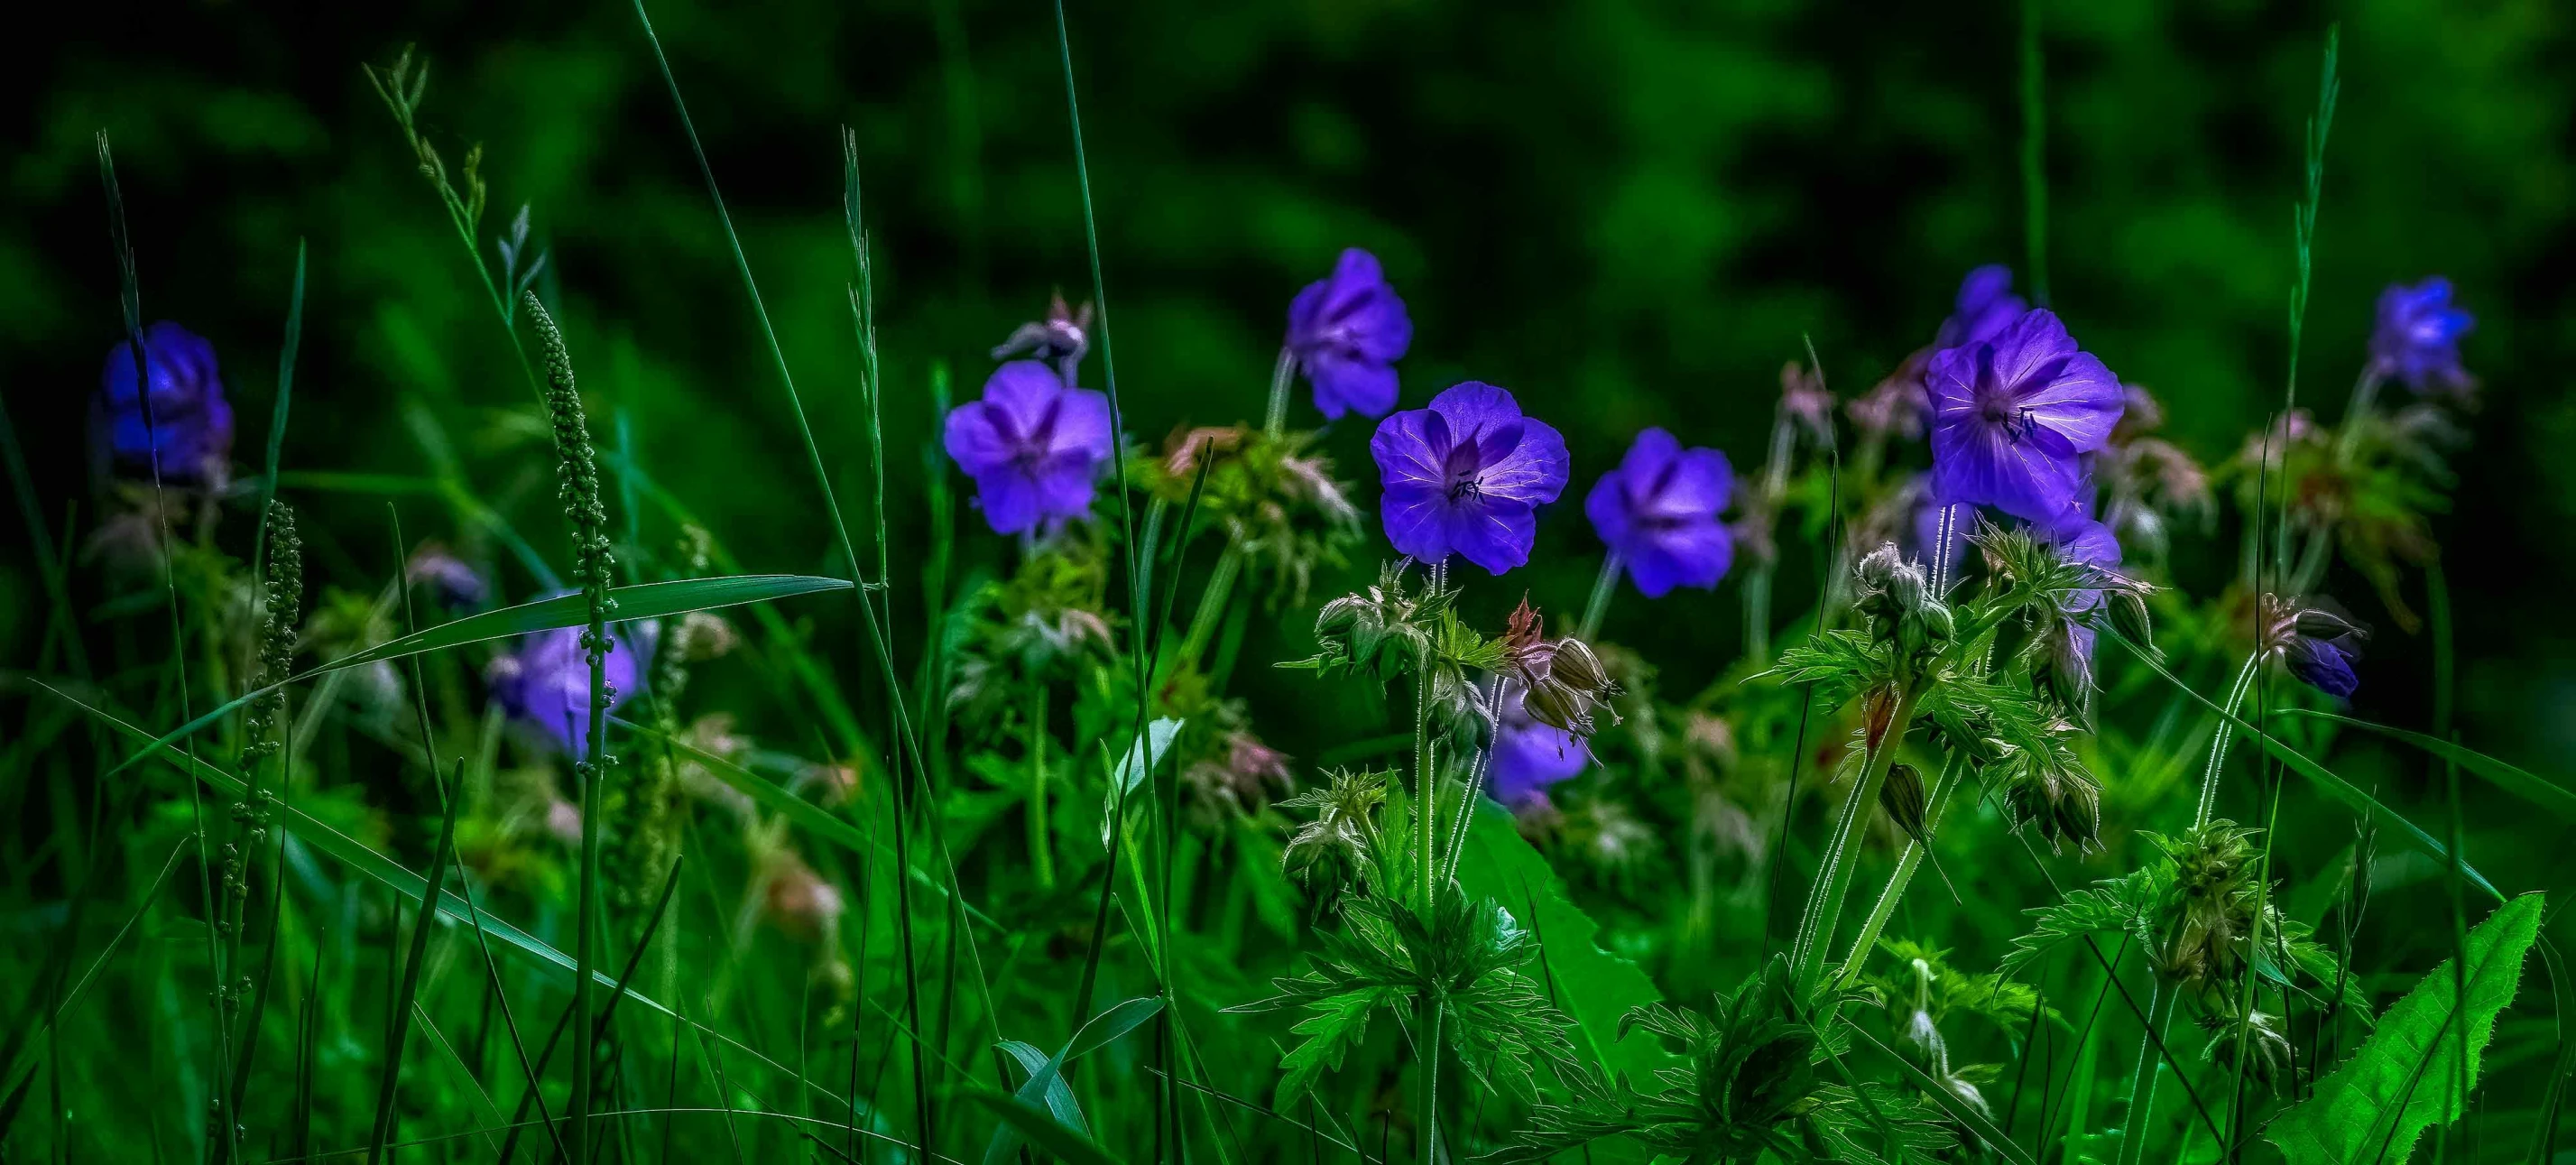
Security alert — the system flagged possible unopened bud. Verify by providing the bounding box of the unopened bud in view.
[2107,588,2153,652]
[1548,638,1612,696]
[1879,762,1929,846]
[1857,542,1904,591]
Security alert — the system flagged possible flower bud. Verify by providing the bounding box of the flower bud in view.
[1520,677,1596,738]
[1857,542,1904,591]
[1885,561,1928,612]
[1879,762,1929,846]
[2107,587,2153,652]
[1548,638,1614,697]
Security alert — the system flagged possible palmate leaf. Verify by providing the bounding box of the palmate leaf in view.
[2267,893,2545,1165]
[1273,985,1402,1109]
[1999,866,2164,979]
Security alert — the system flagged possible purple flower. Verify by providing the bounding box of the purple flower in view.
[96,321,235,482]
[1371,383,1569,575]
[1287,248,1413,421]
[2368,277,2474,396]
[1926,310,2124,522]
[1489,683,1588,810]
[407,546,488,609]
[488,621,642,752]
[1585,428,1733,597]
[1934,265,2028,351]
[2263,597,2367,698]
[944,360,1114,535]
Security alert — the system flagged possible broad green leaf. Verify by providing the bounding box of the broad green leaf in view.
[2267,893,2544,1165]
[2106,631,2503,901]
[107,573,854,778]
[1455,799,1674,1086]
[966,1087,1123,1165]
[2283,710,2576,823]
[985,996,1163,1165]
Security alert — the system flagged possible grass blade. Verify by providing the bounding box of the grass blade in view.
[366,759,464,1163]
[103,573,854,779]
[2283,710,2576,822]
[2105,629,2504,901]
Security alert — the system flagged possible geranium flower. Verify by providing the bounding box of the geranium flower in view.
[2368,277,2474,396]
[2260,596,2368,698]
[1584,428,1734,597]
[1371,382,1568,574]
[487,619,642,752]
[1287,248,1413,421]
[944,359,1114,535]
[1926,310,2124,522]
[1934,264,2027,351]
[95,321,235,482]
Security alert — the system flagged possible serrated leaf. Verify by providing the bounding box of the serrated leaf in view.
[2267,893,2544,1165]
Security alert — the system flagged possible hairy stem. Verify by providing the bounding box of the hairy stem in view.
[2194,652,2262,828]
[1415,641,1436,916]
[2117,980,2179,1165]
[1792,683,1922,985]
[1833,750,1965,990]
[1417,994,1444,1165]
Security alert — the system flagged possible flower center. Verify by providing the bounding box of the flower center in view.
[1442,431,1485,501]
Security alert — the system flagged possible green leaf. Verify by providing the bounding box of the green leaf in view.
[966,1088,1124,1165]
[1844,1022,2039,1165]
[1099,717,1182,848]
[1455,799,1675,1086]
[2282,710,2576,823]
[2105,630,2504,901]
[2267,893,2545,1165]
[984,996,1163,1165]
[106,573,855,779]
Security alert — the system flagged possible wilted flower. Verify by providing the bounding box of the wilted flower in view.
[2259,595,2368,698]
[1371,382,1569,574]
[944,360,1114,535]
[1925,310,2124,522]
[1585,428,1735,597]
[671,610,741,661]
[1934,264,2028,352]
[762,853,845,942]
[95,321,235,482]
[1286,248,1413,421]
[2200,1010,2292,1090]
[1778,361,1836,446]
[992,291,1094,386]
[544,798,584,847]
[487,618,642,752]
[1849,365,1930,441]
[1182,732,1297,818]
[2368,277,2474,397]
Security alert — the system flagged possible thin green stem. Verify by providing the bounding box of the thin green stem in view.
[1261,347,1297,438]
[1578,552,1620,642]
[2117,980,2179,1165]
[2018,0,2050,307]
[1027,686,1053,890]
[1417,994,1443,1165]
[1414,642,1436,917]
[2195,652,2262,828]
[1833,750,1965,990]
[1792,684,1923,986]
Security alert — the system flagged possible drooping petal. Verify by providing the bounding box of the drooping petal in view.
[1624,519,1731,596]
[1307,350,1400,420]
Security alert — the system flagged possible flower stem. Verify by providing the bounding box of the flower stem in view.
[1261,347,1297,438]
[1414,641,1436,916]
[1417,992,1444,1165]
[1833,749,1965,990]
[1577,552,1620,641]
[1027,685,1054,890]
[1791,683,1922,987]
[2195,652,2262,828]
[2116,980,2179,1165]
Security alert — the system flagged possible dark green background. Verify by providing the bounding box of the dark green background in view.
[6,0,2571,761]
